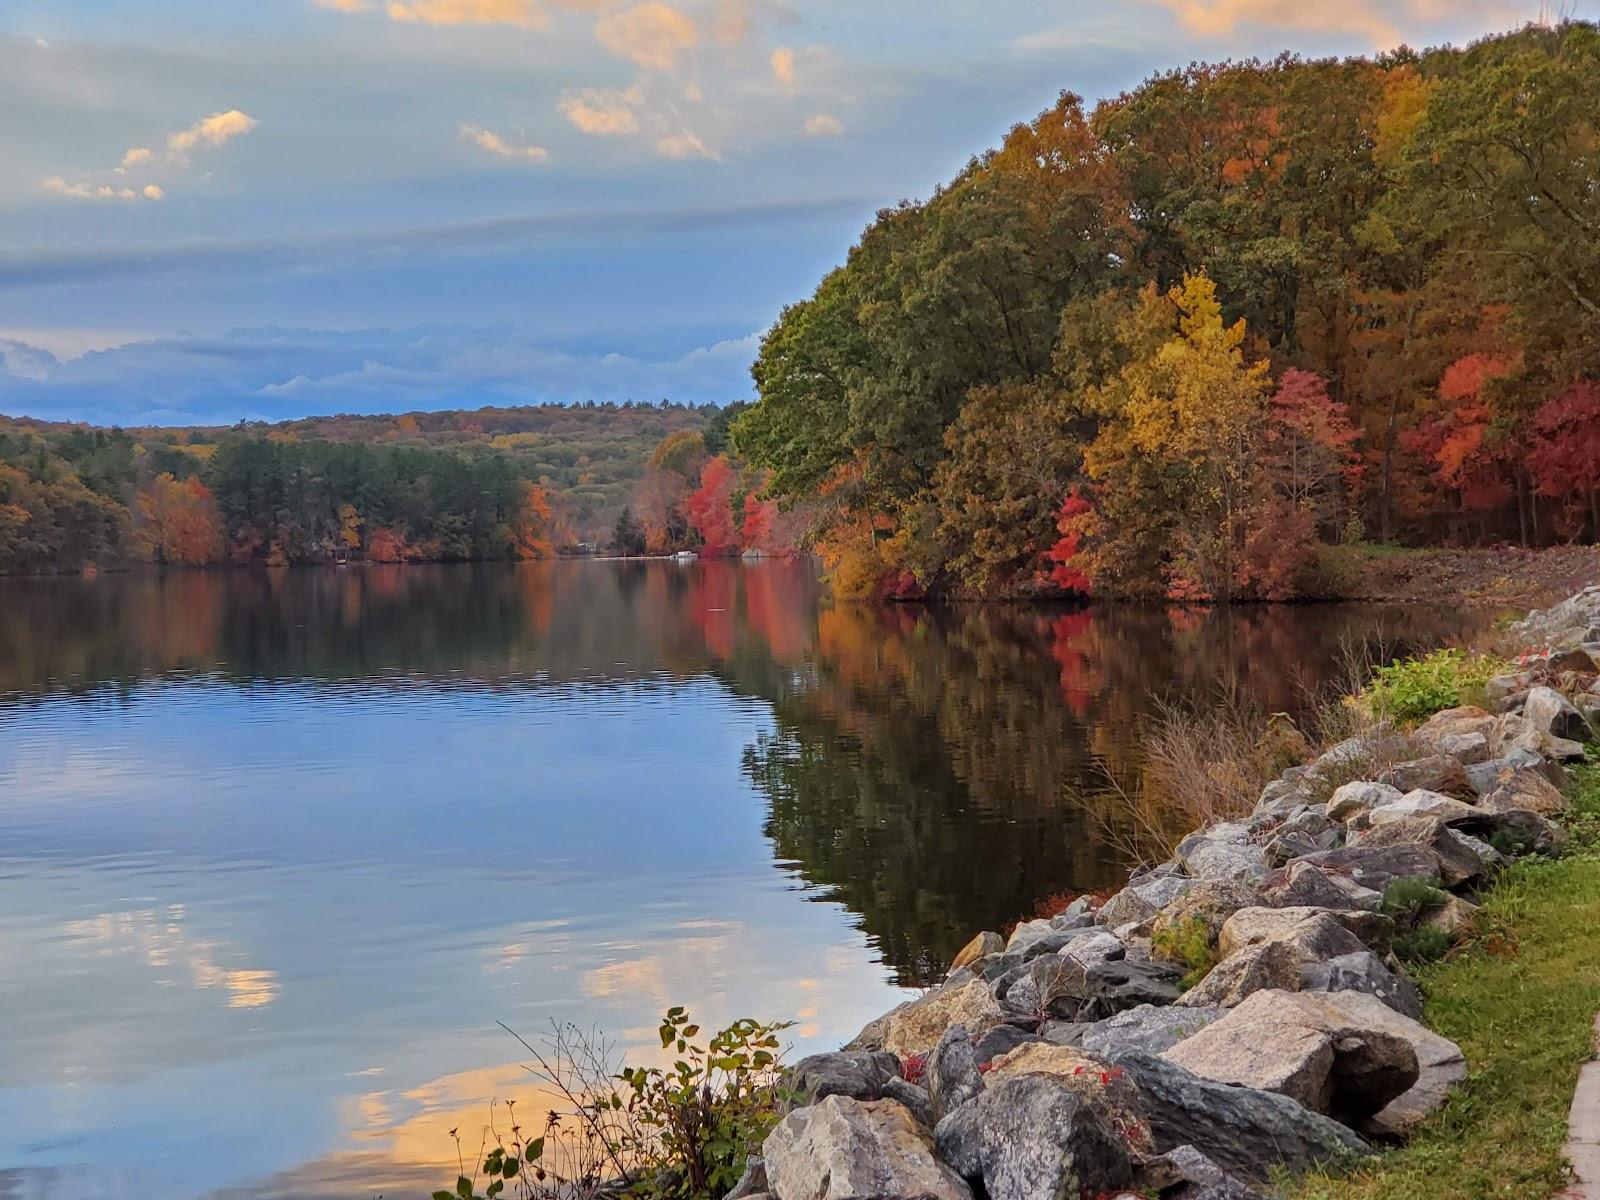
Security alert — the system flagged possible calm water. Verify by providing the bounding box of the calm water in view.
[0,561,1477,1199]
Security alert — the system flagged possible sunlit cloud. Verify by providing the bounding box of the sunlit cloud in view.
[559,85,643,134]
[803,113,842,137]
[143,184,166,200]
[1133,0,1510,45]
[714,0,750,42]
[460,123,550,161]
[168,109,259,160]
[770,45,795,87]
[595,2,698,69]
[121,146,154,168]
[657,130,716,160]
[386,0,546,27]
[43,176,139,201]
[314,0,374,9]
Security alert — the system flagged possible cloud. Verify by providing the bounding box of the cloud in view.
[460,123,550,161]
[559,85,643,134]
[313,0,374,9]
[0,324,766,424]
[803,114,842,137]
[656,130,716,160]
[143,184,166,200]
[168,109,259,159]
[595,2,698,69]
[1133,0,1474,45]
[385,0,546,26]
[121,146,154,168]
[770,45,795,86]
[714,0,751,42]
[42,176,140,201]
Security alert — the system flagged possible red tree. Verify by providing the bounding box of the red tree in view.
[1526,380,1600,539]
[687,455,740,556]
[1043,490,1093,594]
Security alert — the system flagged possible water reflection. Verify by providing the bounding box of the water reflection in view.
[0,562,1478,1198]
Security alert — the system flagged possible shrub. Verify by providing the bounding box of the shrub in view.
[1394,926,1454,967]
[438,1009,792,1200]
[1361,649,1508,725]
[1382,876,1449,924]
[1151,915,1221,989]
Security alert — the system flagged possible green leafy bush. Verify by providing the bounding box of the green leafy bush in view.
[1361,649,1508,725]
[438,1009,792,1200]
[1394,926,1455,967]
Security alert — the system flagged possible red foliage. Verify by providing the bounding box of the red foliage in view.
[900,1054,927,1087]
[1526,381,1600,512]
[1403,353,1518,512]
[687,455,741,556]
[1043,489,1093,594]
[367,526,411,562]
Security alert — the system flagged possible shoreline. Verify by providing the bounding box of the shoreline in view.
[744,584,1600,1200]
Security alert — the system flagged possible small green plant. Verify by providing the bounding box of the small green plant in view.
[1381,876,1449,924]
[1393,925,1454,967]
[1151,915,1221,990]
[1362,649,1508,725]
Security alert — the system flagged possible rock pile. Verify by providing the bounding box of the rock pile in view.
[740,594,1599,1200]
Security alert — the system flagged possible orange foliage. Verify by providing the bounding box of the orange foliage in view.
[136,473,223,566]
[509,481,554,560]
[688,455,741,557]
[367,527,412,563]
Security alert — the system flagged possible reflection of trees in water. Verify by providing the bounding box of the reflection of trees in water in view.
[0,564,1476,987]
[740,602,1482,987]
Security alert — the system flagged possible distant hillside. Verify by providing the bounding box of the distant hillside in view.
[0,402,724,573]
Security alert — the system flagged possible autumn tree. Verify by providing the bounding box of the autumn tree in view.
[136,473,224,566]
[687,456,741,557]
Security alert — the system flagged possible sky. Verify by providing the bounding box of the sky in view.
[0,0,1576,426]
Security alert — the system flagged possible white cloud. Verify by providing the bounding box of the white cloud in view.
[460,123,550,161]
[122,146,154,168]
[714,0,751,43]
[770,45,795,87]
[559,86,643,135]
[35,37,49,48]
[1133,0,1514,45]
[168,110,258,160]
[313,0,374,9]
[595,2,698,70]
[803,114,842,137]
[143,184,166,200]
[657,130,716,160]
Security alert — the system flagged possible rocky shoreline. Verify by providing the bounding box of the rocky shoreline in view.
[735,586,1600,1200]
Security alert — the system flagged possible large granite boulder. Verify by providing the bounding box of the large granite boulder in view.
[1135,1145,1272,1200]
[1477,765,1570,817]
[1097,875,1194,931]
[1219,906,1391,960]
[1078,1003,1229,1056]
[1524,685,1590,743]
[1162,989,1420,1122]
[787,1050,903,1104]
[1296,843,1444,892]
[979,1041,1153,1153]
[1367,788,1483,827]
[933,1075,1134,1200]
[1299,951,1424,1021]
[1350,816,1495,888]
[1376,755,1474,800]
[926,1025,984,1123]
[1326,781,1403,824]
[848,978,1008,1058]
[1152,880,1263,944]
[763,1096,972,1200]
[949,931,1004,974]
[1256,860,1383,911]
[1506,584,1600,649]
[1105,1050,1372,1181]
[1176,831,1270,885]
[1175,939,1300,1009]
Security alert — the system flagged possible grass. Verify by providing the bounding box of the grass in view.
[1290,763,1600,1200]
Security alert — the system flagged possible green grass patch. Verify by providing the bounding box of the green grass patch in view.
[1291,765,1600,1200]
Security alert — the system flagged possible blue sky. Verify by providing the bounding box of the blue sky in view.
[0,0,1573,425]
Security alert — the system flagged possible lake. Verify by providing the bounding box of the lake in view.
[0,560,1477,1199]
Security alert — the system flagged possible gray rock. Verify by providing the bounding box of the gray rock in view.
[933,1074,1133,1200]
[1507,585,1600,651]
[1327,781,1404,824]
[763,1096,972,1200]
[1175,939,1301,1009]
[1002,918,1057,956]
[1524,685,1590,742]
[1377,755,1474,799]
[1257,860,1383,912]
[1368,788,1483,827]
[1264,829,1324,867]
[1219,906,1389,960]
[787,1050,903,1104]
[1097,876,1193,930]
[1177,835,1270,884]
[927,1025,984,1123]
[1298,843,1444,892]
[726,1158,768,1200]
[1078,1003,1228,1055]
[847,978,1008,1058]
[971,1024,1041,1065]
[1105,1050,1372,1181]
[1163,989,1420,1122]
[879,1078,933,1127]
[1351,816,1493,888]
[1135,1145,1271,1200]
[1049,897,1095,928]
[1466,749,1566,795]
[1039,1019,1089,1046]
[1430,731,1492,764]
[1152,879,1263,942]
[1299,951,1423,1020]
[1479,766,1572,817]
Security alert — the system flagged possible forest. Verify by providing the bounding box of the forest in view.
[0,402,774,572]
[729,22,1600,600]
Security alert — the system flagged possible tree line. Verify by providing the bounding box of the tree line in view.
[0,424,559,572]
[730,22,1600,600]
